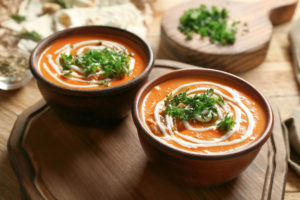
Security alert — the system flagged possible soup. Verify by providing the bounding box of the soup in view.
[38,34,146,89]
[141,77,267,154]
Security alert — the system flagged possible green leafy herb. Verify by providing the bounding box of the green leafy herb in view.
[17,31,42,42]
[217,113,235,131]
[63,71,72,77]
[164,89,235,131]
[59,48,131,82]
[60,54,73,70]
[99,79,110,87]
[178,4,245,45]
[10,14,26,23]
[55,0,68,8]
[163,89,224,122]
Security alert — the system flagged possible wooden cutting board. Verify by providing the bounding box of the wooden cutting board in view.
[8,59,287,200]
[160,0,298,73]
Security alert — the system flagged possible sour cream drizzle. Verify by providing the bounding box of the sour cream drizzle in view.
[38,40,135,88]
[143,82,256,149]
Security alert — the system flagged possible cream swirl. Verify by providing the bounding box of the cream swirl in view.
[143,82,256,149]
[38,40,135,88]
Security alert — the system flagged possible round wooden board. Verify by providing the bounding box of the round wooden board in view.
[160,0,298,73]
[8,59,287,200]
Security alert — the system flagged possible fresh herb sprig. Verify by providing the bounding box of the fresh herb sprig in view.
[217,113,235,131]
[60,48,132,81]
[17,31,42,42]
[10,14,26,23]
[163,89,235,131]
[178,4,245,45]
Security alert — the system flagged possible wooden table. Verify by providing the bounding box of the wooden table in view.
[1,0,300,199]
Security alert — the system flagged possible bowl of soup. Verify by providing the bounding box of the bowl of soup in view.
[30,26,153,120]
[132,68,273,186]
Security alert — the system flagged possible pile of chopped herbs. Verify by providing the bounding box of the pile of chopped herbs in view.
[163,89,235,131]
[60,47,133,85]
[178,4,248,45]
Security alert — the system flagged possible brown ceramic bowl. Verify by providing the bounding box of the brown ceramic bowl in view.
[30,26,153,121]
[132,68,273,186]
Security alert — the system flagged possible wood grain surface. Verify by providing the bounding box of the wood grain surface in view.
[1,0,300,200]
[160,0,298,73]
[8,60,287,200]
[289,18,300,85]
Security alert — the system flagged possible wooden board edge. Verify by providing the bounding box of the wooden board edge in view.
[7,60,196,200]
[7,60,289,200]
[154,59,200,69]
[269,0,298,25]
[7,100,48,200]
[159,27,270,73]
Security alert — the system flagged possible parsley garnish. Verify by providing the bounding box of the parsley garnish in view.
[217,113,235,131]
[163,89,235,131]
[178,4,246,45]
[60,54,73,70]
[10,14,26,23]
[60,48,131,81]
[63,71,72,77]
[17,31,42,42]
[163,89,224,121]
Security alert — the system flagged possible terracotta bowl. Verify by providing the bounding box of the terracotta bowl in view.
[30,26,153,121]
[132,68,274,186]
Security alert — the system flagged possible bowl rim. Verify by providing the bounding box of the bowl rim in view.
[133,68,274,160]
[30,26,154,95]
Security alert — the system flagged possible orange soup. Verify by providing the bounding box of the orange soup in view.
[38,34,146,89]
[141,77,267,154]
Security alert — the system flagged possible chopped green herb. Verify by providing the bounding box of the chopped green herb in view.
[99,80,110,87]
[244,22,248,26]
[97,41,103,45]
[178,4,245,45]
[55,0,68,8]
[163,89,224,122]
[232,21,240,26]
[243,29,249,32]
[217,113,235,131]
[59,48,132,84]
[63,71,72,77]
[17,31,42,42]
[60,54,73,70]
[10,14,26,23]
[164,89,235,131]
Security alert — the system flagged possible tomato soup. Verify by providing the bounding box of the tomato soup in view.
[38,34,146,89]
[141,77,267,154]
